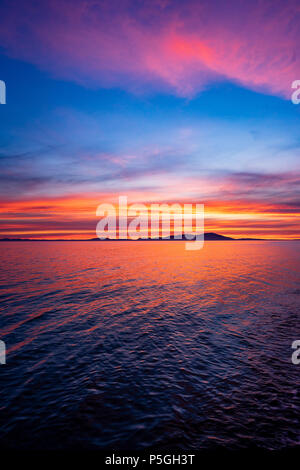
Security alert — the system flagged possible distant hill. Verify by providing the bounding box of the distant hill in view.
[0,232,255,241]
[204,232,234,240]
[89,232,234,241]
[1,232,296,242]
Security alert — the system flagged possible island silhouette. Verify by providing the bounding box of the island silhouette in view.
[0,232,278,241]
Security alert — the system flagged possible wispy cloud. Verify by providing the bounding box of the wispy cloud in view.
[1,168,299,239]
[0,0,299,97]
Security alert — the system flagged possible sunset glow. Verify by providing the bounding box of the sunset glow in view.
[0,0,299,239]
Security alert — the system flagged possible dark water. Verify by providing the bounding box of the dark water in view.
[0,241,299,451]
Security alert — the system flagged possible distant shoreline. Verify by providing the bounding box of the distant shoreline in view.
[0,232,298,242]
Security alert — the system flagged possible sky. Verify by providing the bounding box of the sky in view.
[0,0,299,239]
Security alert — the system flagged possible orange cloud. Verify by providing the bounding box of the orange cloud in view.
[1,192,299,240]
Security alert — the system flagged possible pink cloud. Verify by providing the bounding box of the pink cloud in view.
[0,0,299,97]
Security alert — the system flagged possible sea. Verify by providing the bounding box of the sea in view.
[0,241,299,451]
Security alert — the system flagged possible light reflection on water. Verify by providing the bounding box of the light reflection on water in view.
[0,241,299,450]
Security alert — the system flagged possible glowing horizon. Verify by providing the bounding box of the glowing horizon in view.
[1,192,299,240]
